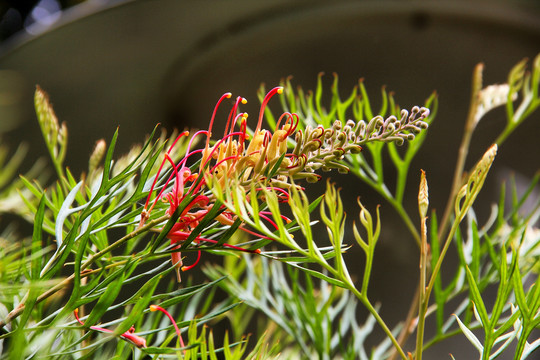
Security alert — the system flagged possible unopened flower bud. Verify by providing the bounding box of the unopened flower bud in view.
[89,139,106,173]
[418,169,429,219]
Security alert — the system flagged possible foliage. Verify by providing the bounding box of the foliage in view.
[0,54,539,360]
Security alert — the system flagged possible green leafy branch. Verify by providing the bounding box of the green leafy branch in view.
[205,253,398,360]
[209,174,409,360]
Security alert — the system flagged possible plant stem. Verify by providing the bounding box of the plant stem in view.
[415,215,429,360]
[438,63,483,241]
[0,274,75,331]
[421,217,462,332]
[389,284,420,360]
[306,244,408,360]
[361,245,374,296]
[360,288,408,360]
[348,285,409,360]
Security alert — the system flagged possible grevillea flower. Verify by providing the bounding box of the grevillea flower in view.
[141,85,375,282]
[139,87,296,282]
[74,308,147,348]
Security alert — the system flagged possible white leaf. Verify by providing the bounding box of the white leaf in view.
[454,314,484,355]
[521,336,540,360]
[54,181,83,247]
[490,328,518,359]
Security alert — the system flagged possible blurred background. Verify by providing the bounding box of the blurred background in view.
[0,0,539,358]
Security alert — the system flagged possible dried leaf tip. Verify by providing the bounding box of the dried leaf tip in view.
[473,144,497,184]
[482,144,498,165]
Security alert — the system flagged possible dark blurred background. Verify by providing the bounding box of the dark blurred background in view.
[0,1,74,40]
[0,0,539,358]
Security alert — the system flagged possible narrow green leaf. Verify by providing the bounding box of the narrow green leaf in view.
[429,212,446,334]
[31,195,47,279]
[70,229,94,294]
[512,264,530,318]
[84,264,133,327]
[265,152,286,179]
[493,256,509,321]
[470,220,481,281]
[286,262,346,288]
[465,266,490,328]
[358,79,373,120]
[315,73,326,126]
[213,218,243,248]
[101,128,119,183]
[114,271,162,335]
[115,265,176,307]
[40,218,81,280]
[151,277,226,309]
[378,86,388,116]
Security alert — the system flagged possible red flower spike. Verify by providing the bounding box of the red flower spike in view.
[73,309,147,348]
[236,113,249,155]
[200,130,245,175]
[149,305,186,349]
[185,130,209,160]
[140,131,194,228]
[211,155,241,176]
[286,113,300,136]
[275,111,291,130]
[158,153,180,213]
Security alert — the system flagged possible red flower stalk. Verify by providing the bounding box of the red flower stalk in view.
[255,86,283,133]
[73,308,147,348]
[200,92,233,173]
[149,305,186,350]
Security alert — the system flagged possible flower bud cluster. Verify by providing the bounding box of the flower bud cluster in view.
[285,106,429,181]
[353,106,430,146]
